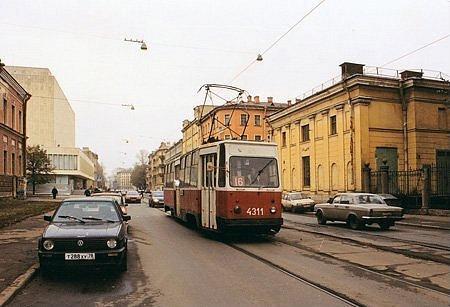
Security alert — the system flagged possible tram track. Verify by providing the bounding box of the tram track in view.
[226,242,363,307]
[282,218,450,265]
[271,230,450,297]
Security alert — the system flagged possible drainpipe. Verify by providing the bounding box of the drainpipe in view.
[343,80,355,189]
[399,80,408,171]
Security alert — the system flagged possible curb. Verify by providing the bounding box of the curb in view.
[396,221,450,231]
[0,263,38,307]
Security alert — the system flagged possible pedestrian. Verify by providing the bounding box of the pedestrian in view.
[51,186,58,199]
[84,187,91,197]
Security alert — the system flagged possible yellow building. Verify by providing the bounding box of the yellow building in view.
[116,169,132,190]
[269,62,450,200]
[199,96,286,143]
[147,142,169,191]
[182,105,214,154]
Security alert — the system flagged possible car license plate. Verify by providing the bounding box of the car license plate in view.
[65,253,95,260]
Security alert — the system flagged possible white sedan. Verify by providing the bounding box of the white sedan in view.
[282,192,315,213]
[314,193,403,230]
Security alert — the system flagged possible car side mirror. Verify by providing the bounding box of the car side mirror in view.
[44,215,52,222]
[327,198,333,204]
[123,215,131,221]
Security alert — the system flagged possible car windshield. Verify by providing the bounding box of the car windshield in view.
[96,195,123,204]
[53,201,120,222]
[356,195,386,205]
[127,191,139,195]
[229,156,279,188]
[153,191,163,197]
[289,193,305,200]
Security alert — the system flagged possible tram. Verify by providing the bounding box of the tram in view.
[163,140,283,234]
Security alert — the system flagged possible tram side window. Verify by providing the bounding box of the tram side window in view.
[180,156,185,187]
[218,144,226,187]
[190,152,198,187]
[185,154,191,186]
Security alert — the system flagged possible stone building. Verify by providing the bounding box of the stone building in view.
[0,60,30,197]
[82,147,105,189]
[269,62,450,200]
[182,105,214,154]
[147,142,170,191]
[116,169,132,190]
[7,66,94,194]
[199,96,286,143]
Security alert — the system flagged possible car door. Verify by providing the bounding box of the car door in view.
[337,195,353,220]
[327,195,341,220]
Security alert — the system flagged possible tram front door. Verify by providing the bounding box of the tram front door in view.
[201,154,217,230]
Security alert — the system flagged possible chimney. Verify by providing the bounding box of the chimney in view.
[267,97,273,104]
[247,95,252,103]
[400,70,423,80]
[287,100,292,106]
[295,98,301,104]
[254,96,260,104]
[182,119,190,127]
[340,62,364,79]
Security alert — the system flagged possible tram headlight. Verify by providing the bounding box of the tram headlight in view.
[270,206,277,214]
[233,205,241,214]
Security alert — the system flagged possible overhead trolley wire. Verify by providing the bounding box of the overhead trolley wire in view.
[229,0,327,83]
[381,33,450,67]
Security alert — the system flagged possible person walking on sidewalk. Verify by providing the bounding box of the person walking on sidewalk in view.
[51,186,58,199]
[84,187,91,197]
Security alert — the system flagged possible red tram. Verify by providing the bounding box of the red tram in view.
[163,140,283,234]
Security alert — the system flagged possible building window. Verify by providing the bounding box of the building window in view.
[240,114,248,126]
[254,135,262,141]
[224,114,231,126]
[19,155,22,175]
[224,135,231,140]
[241,135,248,140]
[254,115,261,126]
[3,151,7,174]
[19,111,22,133]
[282,132,287,147]
[330,115,337,135]
[302,156,310,187]
[301,124,310,142]
[438,108,447,129]
[3,98,7,125]
[11,105,15,130]
[11,153,15,175]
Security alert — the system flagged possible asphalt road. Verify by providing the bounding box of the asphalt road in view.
[8,204,350,307]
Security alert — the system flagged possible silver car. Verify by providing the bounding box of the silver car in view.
[282,192,315,213]
[314,193,403,230]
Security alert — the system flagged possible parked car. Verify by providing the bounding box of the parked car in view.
[38,197,130,273]
[149,190,164,208]
[125,190,141,203]
[94,192,128,215]
[379,194,403,207]
[314,193,403,230]
[282,192,315,213]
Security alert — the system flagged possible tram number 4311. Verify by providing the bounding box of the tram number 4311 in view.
[246,208,264,216]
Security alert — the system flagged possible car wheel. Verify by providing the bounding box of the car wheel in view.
[316,210,327,225]
[379,222,391,230]
[347,215,361,230]
[120,252,128,272]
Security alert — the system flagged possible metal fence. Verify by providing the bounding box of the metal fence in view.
[431,164,450,197]
[369,169,423,196]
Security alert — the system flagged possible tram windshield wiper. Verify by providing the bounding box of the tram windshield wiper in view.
[250,159,274,186]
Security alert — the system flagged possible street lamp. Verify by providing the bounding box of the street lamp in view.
[121,104,135,110]
[124,38,148,51]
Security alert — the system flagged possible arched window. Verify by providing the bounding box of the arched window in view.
[331,163,338,190]
[317,164,323,191]
[347,162,354,188]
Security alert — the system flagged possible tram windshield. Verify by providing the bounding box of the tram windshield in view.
[229,156,279,188]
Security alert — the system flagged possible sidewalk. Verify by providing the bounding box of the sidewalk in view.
[0,213,48,304]
[398,214,450,230]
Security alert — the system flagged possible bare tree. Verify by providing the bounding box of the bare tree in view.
[136,149,149,166]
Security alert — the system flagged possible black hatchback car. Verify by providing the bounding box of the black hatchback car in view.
[38,197,131,273]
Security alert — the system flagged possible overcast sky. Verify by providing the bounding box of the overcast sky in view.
[1,0,449,175]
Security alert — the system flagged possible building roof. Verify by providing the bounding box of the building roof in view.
[0,63,31,102]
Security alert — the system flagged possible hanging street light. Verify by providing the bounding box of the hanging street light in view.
[124,38,148,51]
